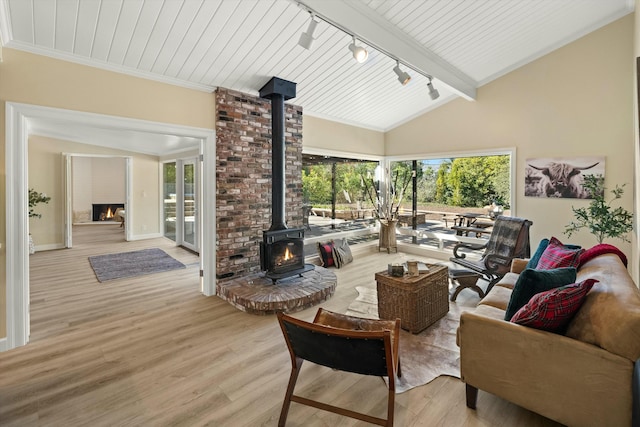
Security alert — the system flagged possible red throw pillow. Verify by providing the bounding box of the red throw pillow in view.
[317,241,335,267]
[535,236,583,270]
[510,279,597,332]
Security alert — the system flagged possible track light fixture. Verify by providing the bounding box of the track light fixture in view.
[393,61,411,86]
[427,77,440,100]
[296,3,440,90]
[348,36,368,63]
[298,14,318,50]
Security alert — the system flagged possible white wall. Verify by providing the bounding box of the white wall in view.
[72,156,126,222]
[72,157,92,219]
[90,157,126,204]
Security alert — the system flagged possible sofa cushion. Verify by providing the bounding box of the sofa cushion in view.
[504,267,577,320]
[566,254,640,362]
[479,285,513,311]
[510,279,597,332]
[494,272,519,290]
[536,236,583,270]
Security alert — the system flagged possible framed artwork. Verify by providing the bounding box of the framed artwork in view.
[525,156,605,199]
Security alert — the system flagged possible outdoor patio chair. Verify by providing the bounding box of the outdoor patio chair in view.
[450,216,532,293]
[276,308,401,426]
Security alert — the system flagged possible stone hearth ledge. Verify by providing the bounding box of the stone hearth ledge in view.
[217,266,337,315]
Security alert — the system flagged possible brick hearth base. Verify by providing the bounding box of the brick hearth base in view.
[217,266,337,315]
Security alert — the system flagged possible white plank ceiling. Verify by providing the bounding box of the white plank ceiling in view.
[0,0,634,153]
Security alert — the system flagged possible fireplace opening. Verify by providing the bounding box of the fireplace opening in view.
[92,203,124,222]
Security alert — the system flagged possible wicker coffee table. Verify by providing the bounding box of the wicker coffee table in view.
[375,264,449,334]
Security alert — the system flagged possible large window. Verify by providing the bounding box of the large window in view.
[302,155,380,220]
[391,154,511,212]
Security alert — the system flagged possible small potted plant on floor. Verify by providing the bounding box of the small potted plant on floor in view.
[564,175,633,244]
[29,188,51,254]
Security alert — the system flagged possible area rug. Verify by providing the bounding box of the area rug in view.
[346,286,472,393]
[88,248,186,283]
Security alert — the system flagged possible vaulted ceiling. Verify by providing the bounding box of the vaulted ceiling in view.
[0,0,634,152]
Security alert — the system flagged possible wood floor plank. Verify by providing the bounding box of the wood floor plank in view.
[0,225,564,426]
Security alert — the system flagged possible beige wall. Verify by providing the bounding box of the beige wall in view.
[634,3,640,284]
[29,135,161,247]
[0,48,216,339]
[386,15,635,265]
[303,115,385,157]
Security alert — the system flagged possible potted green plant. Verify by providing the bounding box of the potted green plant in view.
[564,175,633,244]
[28,188,51,254]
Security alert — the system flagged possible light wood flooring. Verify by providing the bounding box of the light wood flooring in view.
[0,225,562,426]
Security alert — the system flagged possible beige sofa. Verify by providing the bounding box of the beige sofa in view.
[457,253,640,426]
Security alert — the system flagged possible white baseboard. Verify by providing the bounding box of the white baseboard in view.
[34,243,65,252]
[128,232,163,241]
[0,337,8,352]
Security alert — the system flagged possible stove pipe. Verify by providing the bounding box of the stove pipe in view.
[259,77,297,231]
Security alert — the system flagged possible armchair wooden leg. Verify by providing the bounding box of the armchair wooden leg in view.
[386,388,395,427]
[466,384,478,409]
[279,357,303,427]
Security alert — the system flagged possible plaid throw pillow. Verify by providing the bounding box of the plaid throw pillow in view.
[510,279,597,332]
[503,267,577,320]
[331,238,353,268]
[535,236,583,270]
[317,241,335,267]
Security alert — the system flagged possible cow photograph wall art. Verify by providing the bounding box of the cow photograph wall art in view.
[525,156,605,199]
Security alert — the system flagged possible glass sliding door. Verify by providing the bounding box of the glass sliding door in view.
[163,162,177,241]
[163,159,199,252]
[182,160,197,251]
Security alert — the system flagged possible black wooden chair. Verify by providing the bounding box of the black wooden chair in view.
[276,308,401,426]
[450,216,532,293]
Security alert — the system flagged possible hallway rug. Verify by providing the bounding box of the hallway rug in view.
[89,248,186,283]
[346,286,473,393]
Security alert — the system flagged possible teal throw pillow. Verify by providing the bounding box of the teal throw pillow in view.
[504,267,577,320]
[526,239,549,269]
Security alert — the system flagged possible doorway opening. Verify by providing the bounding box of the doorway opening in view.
[64,154,132,248]
[5,102,216,352]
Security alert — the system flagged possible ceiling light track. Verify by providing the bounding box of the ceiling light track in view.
[296,1,440,98]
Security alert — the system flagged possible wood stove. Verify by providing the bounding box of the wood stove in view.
[259,77,313,283]
[260,228,306,277]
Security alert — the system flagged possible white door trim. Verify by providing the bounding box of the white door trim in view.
[5,102,217,351]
